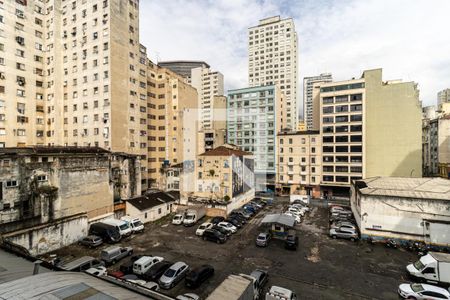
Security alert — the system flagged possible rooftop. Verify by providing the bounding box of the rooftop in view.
[278,130,320,136]
[0,249,50,285]
[356,177,450,201]
[127,191,179,211]
[261,214,296,228]
[0,146,110,156]
[199,145,252,157]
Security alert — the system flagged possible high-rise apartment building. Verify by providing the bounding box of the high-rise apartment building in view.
[146,60,198,188]
[248,16,298,130]
[319,69,422,196]
[276,130,322,197]
[0,0,148,187]
[197,95,227,152]
[158,61,210,80]
[227,85,283,190]
[438,88,450,105]
[303,73,332,130]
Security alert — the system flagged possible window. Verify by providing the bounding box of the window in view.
[350,114,362,122]
[6,180,18,187]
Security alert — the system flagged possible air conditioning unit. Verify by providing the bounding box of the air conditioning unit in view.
[17,11,24,19]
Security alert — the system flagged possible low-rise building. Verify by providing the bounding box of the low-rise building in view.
[183,144,255,215]
[351,177,450,248]
[0,146,140,255]
[276,131,322,197]
[125,190,178,223]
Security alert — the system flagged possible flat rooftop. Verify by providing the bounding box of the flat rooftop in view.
[0,249,50,285]
[356,177,450,200]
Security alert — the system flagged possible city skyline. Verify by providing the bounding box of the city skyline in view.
[140,0,450,109]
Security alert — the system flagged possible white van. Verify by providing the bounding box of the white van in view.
[120,216,144,233]
[133,256,164,275]
[266,286,297,300]
[102,219,132,237]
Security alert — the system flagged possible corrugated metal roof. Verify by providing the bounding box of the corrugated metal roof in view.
[0,250,50,284]
[261,214,296,227]
[358,177,450,200]
[206,275,252,300]
[0,272,148,299]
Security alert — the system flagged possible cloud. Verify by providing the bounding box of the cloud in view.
[140,0,450,114]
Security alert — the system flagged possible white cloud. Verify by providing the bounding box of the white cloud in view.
[140,0,450,114]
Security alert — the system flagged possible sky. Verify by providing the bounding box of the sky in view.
[140,0,450,115]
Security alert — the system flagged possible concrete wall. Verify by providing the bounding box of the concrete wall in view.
[126,201,173,223]
[351,190,450,246]
[3,214,88,256]
[364,69,423,178]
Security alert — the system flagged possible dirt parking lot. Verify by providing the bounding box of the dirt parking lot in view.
[49,197,418,299]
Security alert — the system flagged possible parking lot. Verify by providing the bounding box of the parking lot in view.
[48,197,418,299]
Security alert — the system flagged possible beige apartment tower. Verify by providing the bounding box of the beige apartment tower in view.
[0,0,148,188]
[146,60,198,188]
[248,16,298,130]
[276,131,322,197]
[319,69,422,196]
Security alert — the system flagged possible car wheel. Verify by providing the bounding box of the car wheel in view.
[332,235,337,239]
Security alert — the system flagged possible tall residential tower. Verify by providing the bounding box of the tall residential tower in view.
[248,16,298,130]
[303,73,333,130]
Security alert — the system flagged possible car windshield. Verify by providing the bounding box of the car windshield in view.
[174,215,181,220]
[119,224,129,230]
[257,235,266,240]
[199,225,206,229]
[410,283,424,292]
[165,268,176,277]
[413,259,425,270]
[133,221,142,226]
[185,215,195,220]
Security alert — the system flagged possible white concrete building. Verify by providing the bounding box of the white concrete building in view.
[125,191,178,223]
[248,16,298,130]
[351,177,450,248]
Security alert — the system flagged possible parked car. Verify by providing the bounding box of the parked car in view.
[329,214,353,223]
[85,266,107,276]
[217,221,237,233]
[256,232,272,247]
[185,264,214,288]
[287,207,305,217]
[226,217,243,228]
[228,213,247,224]
[159,261,189,289]
[120,255,146,274]
[398,283,450,299]
[88,222,121,243]
[330,206,346,213]
[231,210,251,220]
[250,201,263,209]
[284,212,301,224]
[243,205,256,214]
[290,204,310,212]
[285,230,298,250]
[195,222,213,236]
[142,261,173,281]
[139,281,160,291]
[133,256,164,275]
[202,229,227,244]
[58,256,105,272]
[108,270,125,278]
[79,235,103,248]
[212,225,231,237]
[101,246,133,265]
[329,227,358,241]
[176,293,200,300]
[121,216,144,233]
[172,214,184,225]
[266,285,297,300]
[331,209,352,218]
[210,216,225,224]
[330,221,357,231]
[250,269,268,292]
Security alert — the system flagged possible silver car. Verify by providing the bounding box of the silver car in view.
[159,261,189,289]
[330,221,357,231]
[329,227,358,241]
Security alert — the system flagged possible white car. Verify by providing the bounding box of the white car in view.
[85,266,107,276]
[290,205,308,214]
[284,212,301,224]
[176,293,200,300]
[330,206,345,213]
[287,207,305,217]
[217,222,237,233]
[398,283,450,299]
[196,222,213,236]
[172,214,184,225]
[291,204,310,212]
[126,279,147,286]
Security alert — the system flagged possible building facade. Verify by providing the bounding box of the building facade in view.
[227,85,283,190]
[158,60,210,80]
[438,88,450,106]
[320,69,422,196]
[423,114,450,179]
[197,95,227,153]
[351,177,450,248]
[276,131,322,197]
[146,60,198,188]
[0,0,148,188]
[248,16,298,130]
[303,73,332,130]
[0,146,140,254]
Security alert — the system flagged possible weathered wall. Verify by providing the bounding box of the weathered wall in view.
[353,191,450,245]
[3,214,88,256]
